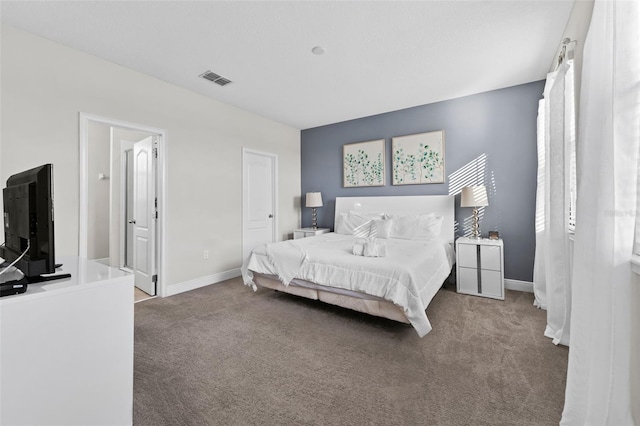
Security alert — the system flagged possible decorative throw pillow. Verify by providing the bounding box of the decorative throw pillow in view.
[389,214,421,239]
[335,211,385,237]
[369,219,393,239]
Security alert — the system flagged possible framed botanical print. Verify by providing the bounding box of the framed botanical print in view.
[343,139,385,187]
[392,130,445,185]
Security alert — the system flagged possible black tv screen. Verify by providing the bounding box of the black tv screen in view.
[1,164,56,278]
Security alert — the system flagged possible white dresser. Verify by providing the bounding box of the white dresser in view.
[0,257,134,426]
[455,237,504,300]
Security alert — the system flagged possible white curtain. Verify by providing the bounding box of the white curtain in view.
[533,61,575,346]
[561,0,640,424]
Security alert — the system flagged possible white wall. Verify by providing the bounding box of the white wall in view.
[0,24,301,288]
[87,122,111,259]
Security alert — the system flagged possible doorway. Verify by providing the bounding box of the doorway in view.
[79,113,167,298]
[242,148,278,261]
[119,135,158,297]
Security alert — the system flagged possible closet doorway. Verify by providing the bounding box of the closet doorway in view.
[79,113,167,299]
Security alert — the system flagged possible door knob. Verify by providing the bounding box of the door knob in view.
[128,220,136,224]
[268,214,273,218]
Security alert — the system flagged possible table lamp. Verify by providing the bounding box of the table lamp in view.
[461,186,488,238]
[305,192,323,229]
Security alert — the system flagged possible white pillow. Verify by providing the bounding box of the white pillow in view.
[369,219,393,239]
[389,213,442,240]
[414,215,444,241]
[335,211,385,237]
[389,214,421,239]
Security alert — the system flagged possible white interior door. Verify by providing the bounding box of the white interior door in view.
[125,149,134,268]
[243,149,276,261]
[132,136,156,295]
[118,139,135,271]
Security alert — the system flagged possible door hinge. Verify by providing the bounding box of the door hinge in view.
[152,274,158,283]
[153,147,158,158]
[154,197,158,219]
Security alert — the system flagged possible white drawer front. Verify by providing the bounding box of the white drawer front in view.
[458,267,479,294]
[480,245,501,271]
[480,269,503,298]
[457,244,478,269]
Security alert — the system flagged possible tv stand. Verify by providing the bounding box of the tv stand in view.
[26,272,72,283]
[0,257,134,425]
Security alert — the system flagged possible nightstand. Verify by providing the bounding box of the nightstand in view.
[455,237,504,300]
[293,227,329,239]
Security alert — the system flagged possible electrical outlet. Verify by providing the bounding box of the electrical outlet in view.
[203,250,209,259]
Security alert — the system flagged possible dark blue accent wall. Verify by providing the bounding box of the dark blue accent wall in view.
[301,80,544,282]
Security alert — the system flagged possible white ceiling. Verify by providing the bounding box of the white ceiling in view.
[1,1,574,130]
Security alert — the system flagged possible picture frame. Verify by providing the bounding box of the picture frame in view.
[343,139,385,188]
[392,130,445,185]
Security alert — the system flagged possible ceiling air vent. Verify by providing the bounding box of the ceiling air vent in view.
[200,70,233,86]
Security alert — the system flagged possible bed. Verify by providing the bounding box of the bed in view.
[242,195,455,337]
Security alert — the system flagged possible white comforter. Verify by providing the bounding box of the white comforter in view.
[242,233,454,337]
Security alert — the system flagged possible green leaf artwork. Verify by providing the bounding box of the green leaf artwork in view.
[392,131,445,185]
[343,139,385,187]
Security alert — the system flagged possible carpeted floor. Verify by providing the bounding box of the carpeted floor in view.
[133,278,568,426]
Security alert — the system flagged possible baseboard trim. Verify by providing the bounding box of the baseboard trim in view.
[164,270,532,296]
[505,279,534,293]
[166,268,241,297]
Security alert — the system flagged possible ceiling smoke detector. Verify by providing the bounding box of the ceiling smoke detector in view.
[200,70,233,86]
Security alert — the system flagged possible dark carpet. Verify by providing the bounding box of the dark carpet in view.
[133,278,568,425]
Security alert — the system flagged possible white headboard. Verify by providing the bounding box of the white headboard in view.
[334,195,455,243]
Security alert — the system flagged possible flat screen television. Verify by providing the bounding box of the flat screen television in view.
[1,164,70,290]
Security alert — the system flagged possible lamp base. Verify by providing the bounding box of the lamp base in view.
[471,207,481,238]
[311,207,318,230]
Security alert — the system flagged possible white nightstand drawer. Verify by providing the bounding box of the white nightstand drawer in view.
[480,269,503,298]
[293,228,329,239]
[480,245,501,271]
[458,268,502,299]
[458,267,479,294]
[457,243,478,269]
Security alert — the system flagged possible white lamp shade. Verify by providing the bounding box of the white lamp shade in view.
[460,186,488,207]
[305,192,323,208]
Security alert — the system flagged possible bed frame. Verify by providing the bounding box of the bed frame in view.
[254,195,455,324]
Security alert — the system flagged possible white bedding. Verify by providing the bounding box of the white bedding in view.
[242,232,455,337]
